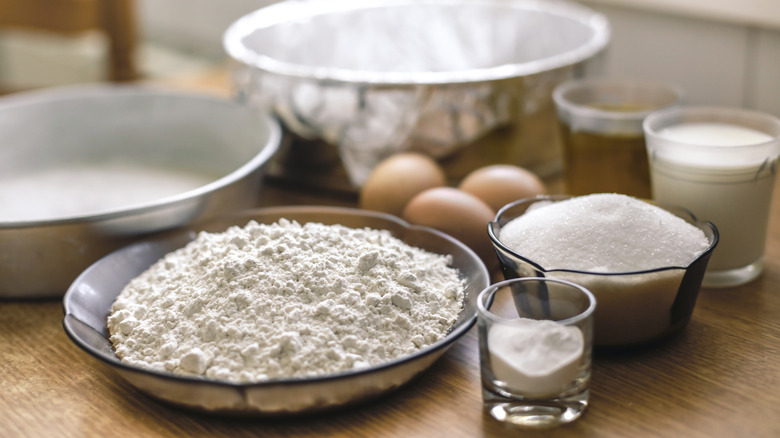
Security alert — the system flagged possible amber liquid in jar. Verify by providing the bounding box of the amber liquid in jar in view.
[559,103,653,198]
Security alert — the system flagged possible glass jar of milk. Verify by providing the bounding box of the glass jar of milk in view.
[644,106,780,287]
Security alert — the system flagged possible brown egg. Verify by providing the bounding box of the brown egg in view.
[360,153,447,216]
[459,164,547,212]
[402,187,497,267]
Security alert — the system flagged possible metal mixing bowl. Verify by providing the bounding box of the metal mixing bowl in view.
[62,206,490,416]
[0,85,280,299]
[224,0,610,187]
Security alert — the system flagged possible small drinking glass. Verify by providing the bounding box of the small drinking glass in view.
[553,78,683,197]
[478,277,596,428]
[644,106,780,287]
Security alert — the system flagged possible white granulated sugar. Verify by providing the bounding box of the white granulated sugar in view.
[499,194,710,272]
[107,219,465,383]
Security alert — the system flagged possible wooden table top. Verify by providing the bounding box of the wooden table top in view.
[3,176,779,438]
[2,77,779,437]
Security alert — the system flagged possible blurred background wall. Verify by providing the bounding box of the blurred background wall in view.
[0,0,777,116]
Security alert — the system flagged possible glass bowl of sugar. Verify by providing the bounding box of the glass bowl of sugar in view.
[488,194,718,348]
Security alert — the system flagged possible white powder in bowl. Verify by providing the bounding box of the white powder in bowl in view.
[499,193,710,272]
[0,162,215,221]
[498,194,713,346]
[107,219,465,383]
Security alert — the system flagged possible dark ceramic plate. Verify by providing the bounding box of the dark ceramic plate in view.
[62,206,489,416]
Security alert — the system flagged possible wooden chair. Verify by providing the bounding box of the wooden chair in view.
[0,0,137,83]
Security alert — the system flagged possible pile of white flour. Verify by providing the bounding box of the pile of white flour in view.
[107,219,465,383]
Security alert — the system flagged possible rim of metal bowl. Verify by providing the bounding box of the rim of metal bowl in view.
[0,84,282,228]
[488,195,719,276]
[223,0,610,85]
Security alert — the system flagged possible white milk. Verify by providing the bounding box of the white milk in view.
[657,123,772,147]
[651,122,775,272]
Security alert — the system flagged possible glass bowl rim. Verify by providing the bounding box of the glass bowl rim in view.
[477,277,597,326]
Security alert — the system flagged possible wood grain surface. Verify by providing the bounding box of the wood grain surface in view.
[2,73,780,436]
[3,177,780,438]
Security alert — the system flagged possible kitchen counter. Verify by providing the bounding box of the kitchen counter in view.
[3,174,779,438]
[2,73,780,437]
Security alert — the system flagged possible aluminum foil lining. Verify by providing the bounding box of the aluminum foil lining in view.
[225,0,610,186]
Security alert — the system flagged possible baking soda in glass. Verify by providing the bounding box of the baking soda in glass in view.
[644,106,780,287]
[478,277,596,428]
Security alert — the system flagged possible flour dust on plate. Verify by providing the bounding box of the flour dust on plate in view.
[107,218,465,383]
[63,206,489,414]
